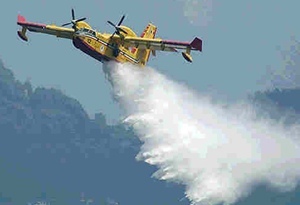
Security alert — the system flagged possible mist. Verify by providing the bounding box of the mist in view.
[103,62,300,205]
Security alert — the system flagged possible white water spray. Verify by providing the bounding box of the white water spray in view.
[103,62,300,205]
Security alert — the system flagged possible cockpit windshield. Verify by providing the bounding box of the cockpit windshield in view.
[78,28,96,37]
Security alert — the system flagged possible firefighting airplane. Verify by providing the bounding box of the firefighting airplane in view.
[17,9,203,67]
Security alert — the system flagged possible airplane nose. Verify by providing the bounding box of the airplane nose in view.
[72,35,81,48]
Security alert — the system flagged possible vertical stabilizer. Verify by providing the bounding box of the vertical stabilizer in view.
[132,23,157,65]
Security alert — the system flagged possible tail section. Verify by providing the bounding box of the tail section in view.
[132,23,157,65]
[140,23,157,39]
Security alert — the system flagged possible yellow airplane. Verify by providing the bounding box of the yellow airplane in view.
[17,9,202,67]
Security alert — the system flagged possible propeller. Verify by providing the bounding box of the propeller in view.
[61,8,86,30]
[107,15,128,38]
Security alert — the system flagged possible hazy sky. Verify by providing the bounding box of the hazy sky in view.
[1,0,300,122]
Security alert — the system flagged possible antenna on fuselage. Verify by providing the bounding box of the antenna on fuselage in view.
[61,8,87,31]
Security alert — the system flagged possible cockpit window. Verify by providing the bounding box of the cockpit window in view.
[79,28,96,37]
[88,30,96,36]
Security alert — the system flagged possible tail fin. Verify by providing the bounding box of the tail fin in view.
[132,23,157,65]
[140,23,157,39]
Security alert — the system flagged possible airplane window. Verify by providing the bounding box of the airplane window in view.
[88,30,95,36]
[79,28,96,36]
[90,30,96,36]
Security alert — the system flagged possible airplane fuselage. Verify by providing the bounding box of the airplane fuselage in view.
[17,12,202,67]
[72,29,140,65]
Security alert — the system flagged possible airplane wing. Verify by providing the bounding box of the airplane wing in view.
[121,36,202,62]
[122,36,203,52]
[17,14,75,41]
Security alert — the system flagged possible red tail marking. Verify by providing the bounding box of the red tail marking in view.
[153,27,157,37]
[131,25,156,54]
[140,25,150,38]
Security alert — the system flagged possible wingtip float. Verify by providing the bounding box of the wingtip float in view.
[17,9,203,67]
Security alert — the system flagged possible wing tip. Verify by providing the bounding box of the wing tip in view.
[17,14,26,24]
[190,37,202,52]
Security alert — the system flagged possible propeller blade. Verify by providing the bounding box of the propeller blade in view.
[107,15,127,37]
[117,15,125,26]
[110,31,116,39]
[118,27,128,34]
[107,21,116,27]
[76,17,86,22]
[62,22,72,27]
[72,9,75,20]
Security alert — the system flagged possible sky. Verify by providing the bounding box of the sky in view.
[1,0,300,123]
